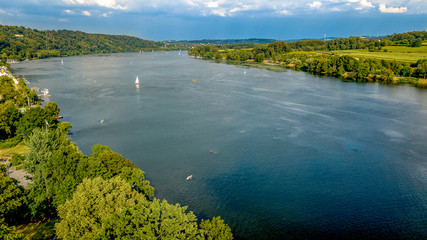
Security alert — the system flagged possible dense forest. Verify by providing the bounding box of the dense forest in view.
[0,25,165,60]
[0,75,233,239]
[189,31,427,87]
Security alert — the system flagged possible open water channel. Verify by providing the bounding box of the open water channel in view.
[12,52,427,239]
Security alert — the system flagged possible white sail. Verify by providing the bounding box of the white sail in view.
[135,76,140,85]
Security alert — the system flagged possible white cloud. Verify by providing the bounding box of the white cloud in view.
[53,0,421,16]
[277,9,291,15]
[308,1,322,8]
[206,1,219,8]
[82,10,91,16]
[360,0,374,8]
[210,8,228,16]
[379,3,407,13]
[62,0,127,10]
[59,18,68,22]
[229,5,249,13]
[64,9,74,14]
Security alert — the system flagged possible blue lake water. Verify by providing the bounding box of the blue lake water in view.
[12,52,427,239]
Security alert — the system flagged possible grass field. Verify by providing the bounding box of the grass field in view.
[0,142,28,159]
[331,46,427,63]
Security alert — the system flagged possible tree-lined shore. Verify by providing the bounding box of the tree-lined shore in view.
[189,31,427,88]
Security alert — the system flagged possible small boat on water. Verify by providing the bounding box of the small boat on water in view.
[135,76,140,86]
[186,175,193,181]
[42,88,49,95]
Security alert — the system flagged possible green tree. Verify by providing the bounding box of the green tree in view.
[16,104,59,136]
[356,61,370,81]
[0,175,27,224]
[255,53,265,63]
[119,167,154,198]
[199,216,233,240]
[44,102,60,116]
[0,101,20,140]
[57,121,72,134]
[24,128,71,217]
[0,218,22,240]
[96,199,199,240]
[56,177,147,240]
[381,67,395,83]
[90,143,111,158]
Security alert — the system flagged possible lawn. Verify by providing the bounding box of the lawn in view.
[0,142,28,159]
[331,46,427,63]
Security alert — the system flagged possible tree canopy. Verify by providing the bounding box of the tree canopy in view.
[0,25,163,60]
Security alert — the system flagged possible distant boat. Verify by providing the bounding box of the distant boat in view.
[186,175,193,181]
[61,59,64,66]
[42,88,50,96]
[135,76,140,86]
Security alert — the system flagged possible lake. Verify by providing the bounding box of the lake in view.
[12,52,427,239]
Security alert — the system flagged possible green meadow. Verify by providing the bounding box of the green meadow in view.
[331,45,427,63]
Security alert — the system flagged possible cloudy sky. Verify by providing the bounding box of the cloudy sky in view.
[0,0,425,41]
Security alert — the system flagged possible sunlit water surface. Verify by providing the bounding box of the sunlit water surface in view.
[12,52,427,239]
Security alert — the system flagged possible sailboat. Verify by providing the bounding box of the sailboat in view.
[135,76,140,86]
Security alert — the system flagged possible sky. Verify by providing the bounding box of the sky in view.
[0,0,426,41]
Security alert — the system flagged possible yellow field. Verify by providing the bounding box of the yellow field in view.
[331,46,427,63]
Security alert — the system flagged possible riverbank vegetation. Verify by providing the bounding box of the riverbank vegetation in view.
[0,74,233,239]
[0,25,168,60]
[189,31,427,88]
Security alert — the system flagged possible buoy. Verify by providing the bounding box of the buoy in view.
[210,150,213,154]
[192,79,197,83]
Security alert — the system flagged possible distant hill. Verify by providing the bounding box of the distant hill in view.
[0,25,163,60]
[164,38,278,45]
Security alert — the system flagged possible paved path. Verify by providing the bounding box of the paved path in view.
[1,160,32,188]
[7,166,32,188]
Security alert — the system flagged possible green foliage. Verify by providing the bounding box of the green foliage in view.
[24,128,72,217]
[0,175,28,225]
[0,136,22,149]
[97,151,135,178]
[90,143,111,158]
[16,104,59,136]
[0,101,20,140]
[0,76,18,105]
[0,218,22,240]
[119,167,154,198]
[200,216,233,240]
[381,67,395,83]
[11,153,23,166]
[255,53,265,62]
[0,25,163,60]
[383,31,427,47]
[56,177,147,240]
[57,121,72,134]
[43,102,60,116]
[96,199,199,240]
